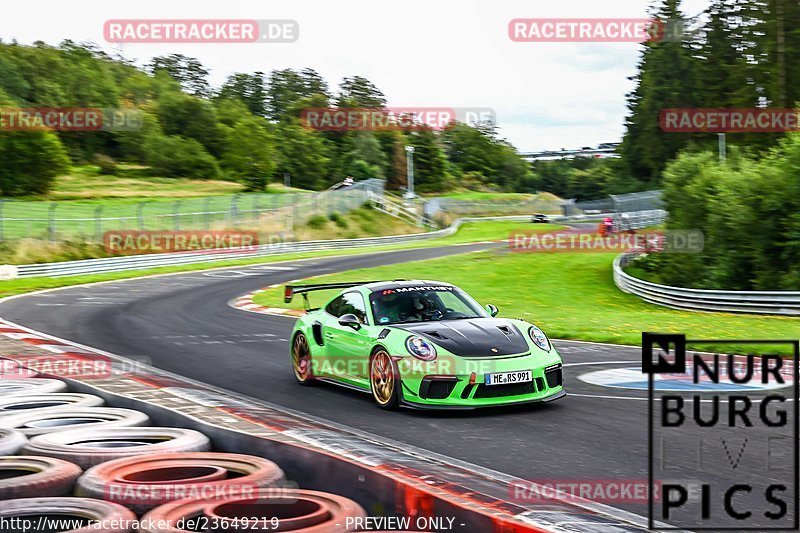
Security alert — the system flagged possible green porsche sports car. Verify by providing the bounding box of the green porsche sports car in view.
[285,280,565,410]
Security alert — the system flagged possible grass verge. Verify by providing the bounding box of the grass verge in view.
[0,206,429,265]
[252,247,800,355]
[0,220,558,299]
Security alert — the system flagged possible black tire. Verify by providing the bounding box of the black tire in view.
[0,407,150,437]
[291,332,316,386]
[0,456,82,499]
[22,427,212,469]
[0,497,136,532]
[140,489,365,533]
[0,429,27,455]
[77,452,285,514]
[369,348,400,410]
[0,394,105,415]
[0,378,67,396]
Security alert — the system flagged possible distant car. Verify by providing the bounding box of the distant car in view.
[531,213,549,223]
[581,146,593,151]
[285,280,565,410]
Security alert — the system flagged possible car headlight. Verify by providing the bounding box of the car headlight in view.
[405,336,437,361]
[528,325,551,352]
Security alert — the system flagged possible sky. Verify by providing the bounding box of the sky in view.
[2,0,709,152]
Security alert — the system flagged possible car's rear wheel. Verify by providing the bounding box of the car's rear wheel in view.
[370,349,399,410]
[291,333,315,385]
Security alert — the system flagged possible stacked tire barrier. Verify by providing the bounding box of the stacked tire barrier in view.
[0,376,383,532]
[0,318,657,532]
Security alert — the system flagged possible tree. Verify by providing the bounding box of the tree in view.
[156,91,222,156]
[336,76,386,108]
[406,127,448,192]
[217,72,267,116]
[273,123,332,189]
[148,54,210,97]
[266,68,329,120]
[620,0,699,181]
[376,130,407,189]
[0,130,70,195]
[220,116,277,191]
[442,122,532,191]
[142,133,219,180]
[442,122,498,178]
[340,132,388,179]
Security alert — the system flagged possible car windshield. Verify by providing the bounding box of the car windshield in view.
[369,286,487,325]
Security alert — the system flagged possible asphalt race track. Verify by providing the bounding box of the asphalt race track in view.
[0,242,794,526]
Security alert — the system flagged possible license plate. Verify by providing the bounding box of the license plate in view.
[484,370,532,386]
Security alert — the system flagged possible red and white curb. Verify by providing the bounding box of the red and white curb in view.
[229,284,305,318]
[0,321,101,356]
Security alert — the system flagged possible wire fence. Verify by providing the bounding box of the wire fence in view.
[0,179,385,243]
[425,194,565,226]
[564,190,663,216]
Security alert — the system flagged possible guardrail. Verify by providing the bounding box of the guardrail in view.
[5,211,664,279]
[614,253,800,315]
[371,194,434,228]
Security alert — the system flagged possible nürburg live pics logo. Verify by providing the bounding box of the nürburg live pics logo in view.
[644,332,799,530]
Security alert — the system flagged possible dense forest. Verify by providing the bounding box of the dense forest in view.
[0,0,799,214]
[0,40,542,196]
[625,0,800,290]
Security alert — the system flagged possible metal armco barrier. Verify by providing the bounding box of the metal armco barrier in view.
[7,211,667,279]
[614,253,800,316]
[9,212,665,279]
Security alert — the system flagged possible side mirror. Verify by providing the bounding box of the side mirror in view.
[486,304,499,317]
[338,313,361,330]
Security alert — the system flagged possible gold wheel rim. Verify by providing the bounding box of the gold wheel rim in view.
[371,351,394,405]
[292,334,311,382]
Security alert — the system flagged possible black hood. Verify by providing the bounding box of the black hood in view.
[396,319,530,357]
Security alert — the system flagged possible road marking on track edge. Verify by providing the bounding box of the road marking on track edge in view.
[0,315,656,531]
[566,360,794,403]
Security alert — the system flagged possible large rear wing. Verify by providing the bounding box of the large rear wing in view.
[284,281,381,308]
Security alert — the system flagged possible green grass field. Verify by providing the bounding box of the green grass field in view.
[39,165,310,200]
[424,191,539,201]
[0,221,558,298]
[1,165,313,241]
[253,245,800,355]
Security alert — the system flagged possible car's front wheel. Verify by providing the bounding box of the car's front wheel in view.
[370,349,399,410]
[291,333,315,386]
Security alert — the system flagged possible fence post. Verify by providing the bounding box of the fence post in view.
[609,194,620,214]
[48,203,58,242]
[203,197,211,229]
[253,195,260,222]
[230,194,241,227]
[137,202,146,230]
[0,199,5,241]
[292,193,299,228]
[95,205,104,242]
[173,200,182,230]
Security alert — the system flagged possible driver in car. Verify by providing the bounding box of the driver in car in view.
[375,291,439,323]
